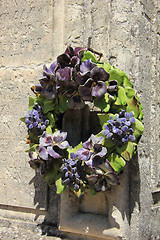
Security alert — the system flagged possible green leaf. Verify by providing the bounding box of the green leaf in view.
[45,166,58,185]
[36,95,44,106]
[46,125,52,134]
[123,76,133,88]
[46,112,55,128]
[108,153,126,173]
[126,96,141,118]
[125,87,135,99]
[116,141,136,161]
[42,99,57,114]
[94,93,110,112]
[132,119,144,140]
[104,137,116,148]
[117,86,127,105]
[58,94,69,113]
[81,51,98,63]
[98,62,111,72]
[20,117,26,123]
[114,97,122,106]
[97,114,110,129]
[29,97,35,110]
[89,185,97,196]
[25,144,38,152]
[108,67,125,86]
[56,178,66,194]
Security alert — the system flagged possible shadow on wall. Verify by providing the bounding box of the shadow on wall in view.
[128,152,141,224]
[29,173,61,236]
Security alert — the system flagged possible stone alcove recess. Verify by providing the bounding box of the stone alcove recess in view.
[58,104,130,240]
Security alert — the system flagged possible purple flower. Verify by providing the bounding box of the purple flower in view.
[86,160,120,192]
[32,62,58,99]
[37,131,69,160]
[60,153,85,191]
[76,134,107,167]
[56,46,85,82]
[78,62,110,100]
[25,103,49,131]
[103,111,136,147]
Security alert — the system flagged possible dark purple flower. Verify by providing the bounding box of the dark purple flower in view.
[43,61,58,78]
[87,160,120,192]
[56,46,85,81]
[61,81,85,109]
[76,134,107,167]
[78,64,109,100]
[32,62,58,99]
[107,80,118,93]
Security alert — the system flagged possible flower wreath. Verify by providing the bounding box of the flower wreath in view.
[21,46,144,196]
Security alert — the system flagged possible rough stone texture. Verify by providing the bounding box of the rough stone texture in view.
[0,0,160,239]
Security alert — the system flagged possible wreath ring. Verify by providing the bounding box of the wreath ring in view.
[21,45,144,196]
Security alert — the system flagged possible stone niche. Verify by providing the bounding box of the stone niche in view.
[59,106,129,240]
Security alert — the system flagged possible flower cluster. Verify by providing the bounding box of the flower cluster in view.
[32,46,110,110]
[103,110,136,147]
[60,153,85,192]
[25,103,49,131]
[21,45,144,197]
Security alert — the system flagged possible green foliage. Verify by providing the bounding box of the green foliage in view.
[58,94,69,113]
[108,153,126,173]
[97,114,110,129]
[116,141,136,161]
[29,97,35,110]
[56,178,66,194]
[81,51,98,63]
[46,112,55,128]
[132,119,144,140]
[94,94,110,112]
[20,117,26,123]
[25,144,38,152]
[42,99,57,114]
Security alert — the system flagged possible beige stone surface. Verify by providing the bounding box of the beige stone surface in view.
[0,0,160,239]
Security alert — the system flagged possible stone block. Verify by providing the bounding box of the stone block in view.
[59,167,129,239]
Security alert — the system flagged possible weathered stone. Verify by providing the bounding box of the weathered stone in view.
[0,0,160,239]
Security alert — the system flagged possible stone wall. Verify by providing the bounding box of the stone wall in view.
[0,0,160,239]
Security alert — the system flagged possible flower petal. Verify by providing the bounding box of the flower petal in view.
[56,67,72,81]
[76,148,91,161]
[91,67,110,82]
[40,132,53,146]
[92,81,107,98]
[47,146,61,158]
[105,172,120,185]
[80,60,96,74]
[39,145,48,160]
[57,53,70,67]
[58,140,69,149]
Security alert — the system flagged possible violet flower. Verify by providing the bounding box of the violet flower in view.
[87,160,120,192]
[56,46,85,82]
[78,60,110,100]
[76,134,107,167]
[37,131,69,160]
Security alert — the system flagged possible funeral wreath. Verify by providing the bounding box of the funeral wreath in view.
[21,46,144,196]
